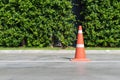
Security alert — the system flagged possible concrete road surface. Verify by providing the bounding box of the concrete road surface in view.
[0,62,120,80]
[0,50,120,80]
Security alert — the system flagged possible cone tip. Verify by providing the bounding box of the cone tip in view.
[78,25,82,30]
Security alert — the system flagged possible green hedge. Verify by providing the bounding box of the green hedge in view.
[78,0,120,47]
[0,0,76,47]
[1,0,120,47]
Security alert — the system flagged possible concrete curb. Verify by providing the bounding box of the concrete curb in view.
[0,50,120,54]
[0,50,74,54]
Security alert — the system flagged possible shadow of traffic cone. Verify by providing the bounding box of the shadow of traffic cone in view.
[71,25,90,62]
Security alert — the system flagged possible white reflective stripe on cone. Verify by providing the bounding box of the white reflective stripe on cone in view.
[76,44,84,48]
[78,30,82,33]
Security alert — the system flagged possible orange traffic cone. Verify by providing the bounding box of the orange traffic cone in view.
[71,25,90,62]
